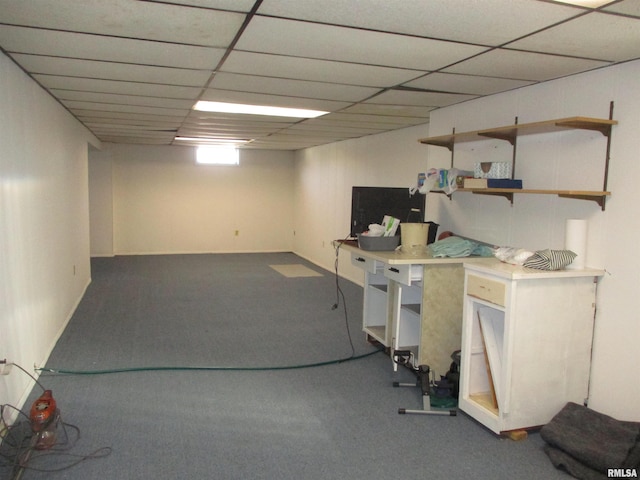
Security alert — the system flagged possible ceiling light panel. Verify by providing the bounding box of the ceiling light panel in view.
[235,17,488,71]
[0,0,246,47]
[0,25,226,70]
[552,0,615,7]
[194,101,328,118]
[209,72,381,102]
[199,89,351,114]
[257,0,582,46]
[220,51,426,88]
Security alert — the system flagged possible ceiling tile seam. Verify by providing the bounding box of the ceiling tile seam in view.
[0,21,242,50]
[136,0,253,15]
[173,0,264,142]
[211,69,421,91]
[1,50,224,74]
[252,13,500,50]
[49,88,202,102]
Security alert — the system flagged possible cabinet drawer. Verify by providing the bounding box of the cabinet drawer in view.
[384,264,423,286]
[467,274,506,306]
[351,253,379,274]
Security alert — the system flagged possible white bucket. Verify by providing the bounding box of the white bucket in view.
[401,223,430,253]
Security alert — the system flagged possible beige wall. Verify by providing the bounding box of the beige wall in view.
[90,144,295,256]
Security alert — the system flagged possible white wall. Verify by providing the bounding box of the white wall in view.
[293,60,640,421]
[425,60,640,421]
[90,144,295,255]
[89,146,114,256]
[293,124,429,281]
[0,51,98,422]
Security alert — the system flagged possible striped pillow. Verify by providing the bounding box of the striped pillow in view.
[523,249,577,271]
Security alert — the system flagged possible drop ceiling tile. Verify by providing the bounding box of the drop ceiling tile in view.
[365,89,477,108]
[340,104,434,117]
[287,122,386,135]
[0,0,246,46]
[220,51,426,87]
[74,111,188,123]
[235,16,488,70]
[184,112,296,127]
[603,0,640,17]
[0,25,225,69]
[83,118,182,129]
[507,12,640,62]
[9,54,213,86]
[62,100,190,116]
[199,88,352,112]
[34,75,202,99]
[100,135,174,145]
[317,112,428,128]
[51,90,195,109]
[257,0,582,46]
[209,72,380,102]
[445,49,610,81]
[402,72,535,95]
[143,0,256,11]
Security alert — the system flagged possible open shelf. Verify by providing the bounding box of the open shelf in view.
[431,188,611,208]
[418,113,616,210]
[419,116,617,149]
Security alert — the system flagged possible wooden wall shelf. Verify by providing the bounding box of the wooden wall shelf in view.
[418,112,616,210]
[418,116,617,150]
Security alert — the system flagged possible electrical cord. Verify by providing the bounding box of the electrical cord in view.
[333,233,356,358]
[10,363,46,392]
[0,366,113,478]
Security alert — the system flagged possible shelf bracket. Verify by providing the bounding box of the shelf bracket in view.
[477,130,517,146]
[554,121,612,138]
[558,194,607,210]
[472,191,514,205]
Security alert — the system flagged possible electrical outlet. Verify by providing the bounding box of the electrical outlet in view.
[0,359,12,375]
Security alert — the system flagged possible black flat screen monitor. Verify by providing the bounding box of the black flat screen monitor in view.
[350,186,425,237]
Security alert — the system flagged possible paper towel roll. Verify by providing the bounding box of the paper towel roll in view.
[565,219,587,270]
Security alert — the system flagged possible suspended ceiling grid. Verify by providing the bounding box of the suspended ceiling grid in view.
[0,0,639,150]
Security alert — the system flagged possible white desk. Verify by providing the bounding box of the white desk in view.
[337,240,493,377]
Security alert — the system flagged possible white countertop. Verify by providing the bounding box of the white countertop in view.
[336,240,605,277]
[463,258,605,279]
[335,240,496,266]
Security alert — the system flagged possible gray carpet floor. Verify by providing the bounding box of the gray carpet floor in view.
[2,253,569,479]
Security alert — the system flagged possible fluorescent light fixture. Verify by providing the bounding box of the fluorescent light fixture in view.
[196,145,239,165]
[193,100,329,118]
[551,0,613,7]
[175,136,251,144]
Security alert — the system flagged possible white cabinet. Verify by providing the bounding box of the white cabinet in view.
[459,262,603,434]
